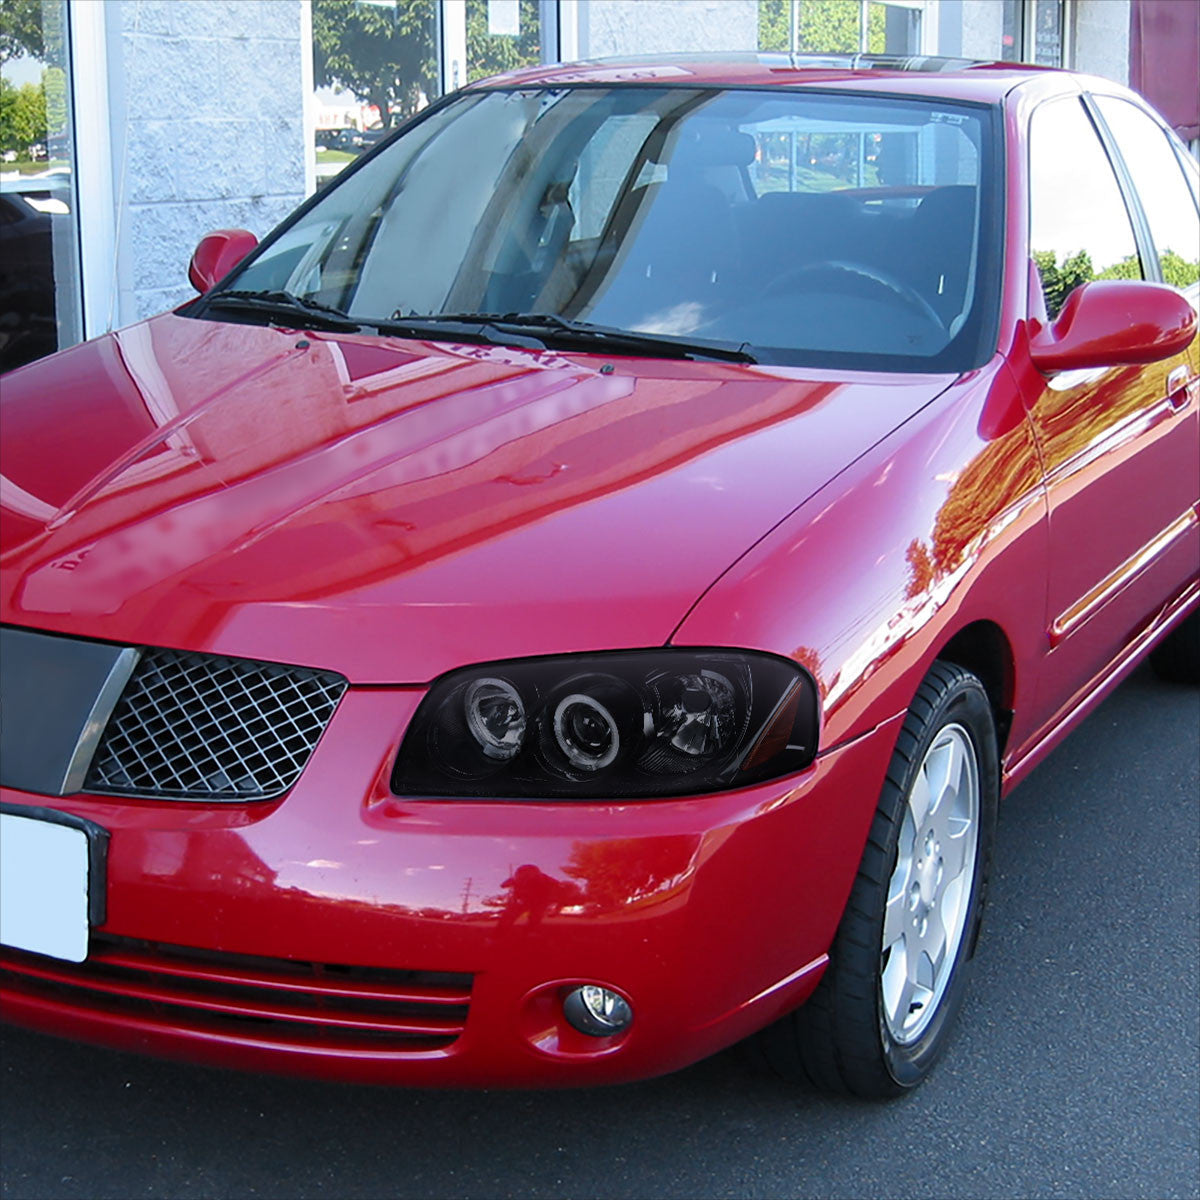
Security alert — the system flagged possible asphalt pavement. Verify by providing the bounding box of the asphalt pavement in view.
[2,663,1197,1200]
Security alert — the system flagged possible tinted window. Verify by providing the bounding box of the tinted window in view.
[1093,95,1200,290]
[224,87,997,372]
[1029,97,1143,317]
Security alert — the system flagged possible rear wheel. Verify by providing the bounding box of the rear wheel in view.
[1149,609,1200,684]
[756,661,998,1097]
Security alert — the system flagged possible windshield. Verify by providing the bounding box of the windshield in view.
[213,86,999,371]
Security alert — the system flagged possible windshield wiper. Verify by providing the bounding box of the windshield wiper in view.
[203,290,363,332]
[372,313,549,350]
[392,311,757,364]
[200,295,756,363]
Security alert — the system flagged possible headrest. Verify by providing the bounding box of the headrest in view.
[915,185,976,224]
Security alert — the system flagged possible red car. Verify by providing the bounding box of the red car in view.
[1,55,1197,1098]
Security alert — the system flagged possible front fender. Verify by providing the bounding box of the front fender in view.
[672,357,1049,760]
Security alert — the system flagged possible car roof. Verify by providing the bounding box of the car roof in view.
[471,52,1062,103]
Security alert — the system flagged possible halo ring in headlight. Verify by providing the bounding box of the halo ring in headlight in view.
[464,677,526,760]
[553,693,620,770]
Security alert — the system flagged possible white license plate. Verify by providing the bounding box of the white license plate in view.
[0,812,93,962]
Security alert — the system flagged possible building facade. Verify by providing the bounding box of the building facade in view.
[0,0,1196,374]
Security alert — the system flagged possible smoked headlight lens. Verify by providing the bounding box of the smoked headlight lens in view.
[393,650,818,800]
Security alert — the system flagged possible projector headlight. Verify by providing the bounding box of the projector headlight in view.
[392,649,819,800]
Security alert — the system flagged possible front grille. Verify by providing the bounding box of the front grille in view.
[85,648,347,801]
[0,937,472,1051]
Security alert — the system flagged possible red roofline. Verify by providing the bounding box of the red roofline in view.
[468,53,1062,102]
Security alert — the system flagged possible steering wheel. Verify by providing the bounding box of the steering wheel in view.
[764,260,945,331]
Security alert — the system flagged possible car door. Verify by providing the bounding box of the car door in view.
[1021,93,1200,730]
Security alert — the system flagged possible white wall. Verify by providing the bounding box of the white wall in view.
[956,0,1004,60]
[105,0,308,325]
[576,0,760,58]
[1072,0,1129,84]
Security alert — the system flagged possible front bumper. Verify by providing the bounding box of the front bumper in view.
[1,689,902,1087]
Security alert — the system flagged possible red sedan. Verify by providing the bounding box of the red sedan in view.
[1,54,1197,1098]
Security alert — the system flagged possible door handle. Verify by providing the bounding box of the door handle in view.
[1166,365,1190,410]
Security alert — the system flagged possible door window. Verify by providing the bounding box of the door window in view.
[1028,97,1143,317]
[1093,96,1200,291]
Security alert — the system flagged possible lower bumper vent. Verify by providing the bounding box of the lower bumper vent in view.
[0,936,472,1051]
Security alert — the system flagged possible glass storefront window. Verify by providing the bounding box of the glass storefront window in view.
[0,0,81,373]
[1001,0,1023,60]
[309,0,545,192]
[1030,0,1065,66]
[1000,0,1067,66]
[868,3,921,54]
[758,1,923,57]
[465,0,542,84]
[310,0,441,188]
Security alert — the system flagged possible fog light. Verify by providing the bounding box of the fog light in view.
[563,985,633,1036]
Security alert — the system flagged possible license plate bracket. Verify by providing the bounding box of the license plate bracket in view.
[0,804,108,962]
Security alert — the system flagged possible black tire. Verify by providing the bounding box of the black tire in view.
[754,661,998,1098]
[1149,609,1200,684]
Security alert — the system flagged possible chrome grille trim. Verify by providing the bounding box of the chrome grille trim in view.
[84,648,347,801]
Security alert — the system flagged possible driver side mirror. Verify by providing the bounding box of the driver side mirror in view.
[1029,279,1196,372]
[187,229,259,294]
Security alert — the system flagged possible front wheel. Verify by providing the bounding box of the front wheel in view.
[755,661,998,1097]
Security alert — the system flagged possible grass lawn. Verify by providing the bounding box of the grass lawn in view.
[1,159,70,175]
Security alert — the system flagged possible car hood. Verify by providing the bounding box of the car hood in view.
[0,315,954,682]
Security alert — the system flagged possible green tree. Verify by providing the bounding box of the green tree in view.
[1160,249,1200,289]
[758,0,790,50]
[0,77,17,153]
[312,0,439,125]
[0,0,43,65]
[465,0,540,84]
[0,76,45,154]
[758,0,880,54]
[12,79,45,145]
[1037,247,1200,312]
[865,3,888,52]
[1034,248,1096,317]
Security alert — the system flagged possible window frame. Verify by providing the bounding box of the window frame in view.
[1024,90,1155,319]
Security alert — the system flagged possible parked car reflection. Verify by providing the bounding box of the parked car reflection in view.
[0,186,56,374]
